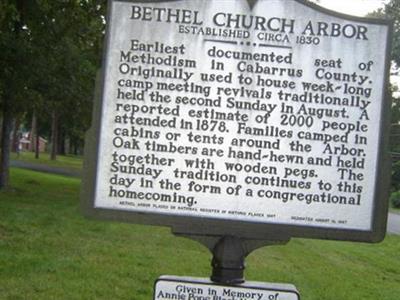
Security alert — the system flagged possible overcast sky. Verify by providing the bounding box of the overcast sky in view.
[312,0,388,17]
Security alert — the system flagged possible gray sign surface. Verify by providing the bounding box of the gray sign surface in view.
[82,0,392,242]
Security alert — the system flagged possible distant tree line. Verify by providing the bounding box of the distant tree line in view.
[0,0,106,188]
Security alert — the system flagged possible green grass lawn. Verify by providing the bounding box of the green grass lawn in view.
[11,151,83,170]
[0,168,399,300]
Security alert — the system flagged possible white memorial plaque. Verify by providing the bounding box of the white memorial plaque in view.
[83,0,392,241]
[154,276,300,300]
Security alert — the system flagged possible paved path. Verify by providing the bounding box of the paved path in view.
[387,212,400,235]
[10,160,81,178]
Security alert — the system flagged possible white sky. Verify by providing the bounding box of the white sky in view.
[311,0,388,17]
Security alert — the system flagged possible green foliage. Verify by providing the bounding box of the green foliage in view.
[385,0,400,65]
[392,90,400,126]
[25,0,106,143]
[393,160,400,191]
[370,1,400,65]
[0,1,34,113]
[0,1,106,183]
[390,191,400,208]
[371,1,400,194]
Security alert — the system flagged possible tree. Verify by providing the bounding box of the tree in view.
[0,0,106,189]
[370,1,400,193]
[0,0,33,188]
[26,1,105,160]
[384,1,400,65]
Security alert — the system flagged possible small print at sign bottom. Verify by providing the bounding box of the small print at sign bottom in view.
[154,276,300,300]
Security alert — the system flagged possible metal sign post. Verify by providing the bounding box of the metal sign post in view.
[173,233,289,284]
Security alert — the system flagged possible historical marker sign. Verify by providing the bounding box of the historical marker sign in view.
[82,0,392,242]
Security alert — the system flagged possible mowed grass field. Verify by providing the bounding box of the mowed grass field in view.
[11,152,83,171]
[0,168,399,300]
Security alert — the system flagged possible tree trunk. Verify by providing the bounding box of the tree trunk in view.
[58,129,65,155]
[75,144,79,156]
[11,117,21,153]
[73,140,78,156]
[50,109,58,161]
[0,0,25,188]
[33,112,40,159]
[35,130,40,159]
[30,111,37,153]
[65,136,70,155]
[0,103,13,189]
[0,115,3,144]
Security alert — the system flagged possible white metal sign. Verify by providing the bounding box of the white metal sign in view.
[87,0,391,237]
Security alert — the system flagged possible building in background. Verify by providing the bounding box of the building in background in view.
[19,132,47,153]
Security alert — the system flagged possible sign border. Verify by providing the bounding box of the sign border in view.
[81,0,393,243]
